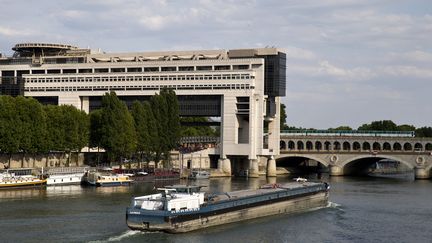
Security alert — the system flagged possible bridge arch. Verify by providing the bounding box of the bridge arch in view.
[343,141,351,151]
[373,142,381,150]
[393,142,402,151]
[324,141,331,150]
[297,141,304,150]
[363,142,370,150]
[315,141,322,150]
[353,142,361,151]
[383,142,391,151]
[288,140,295,150]
[334,141,341,150]
[340,155,414,169]
[339,154,415,176]
[426,143,432,151]
[276,154,330,167]
[306,141,313,150]
[280,140,286,150]
[404,143,412,151]
[414,143,422,151]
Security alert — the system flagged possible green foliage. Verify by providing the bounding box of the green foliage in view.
[328,126,353,131]
[99,92,137,164]
[143,101,159,160]
[180,117,217,136]
[0,96,20,155]
[131,101,148,154]
[61,105,89,152]
[397,124,416,131]
[89,109,103,148]
[0,96,89,164]
[280,103,288,130]
[165,89,181,150]
[358,120,398,131]
[415,127,432,137]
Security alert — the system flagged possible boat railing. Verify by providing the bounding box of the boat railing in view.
[44,166,89,175]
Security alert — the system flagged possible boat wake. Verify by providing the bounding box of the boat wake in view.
[327,201,343,210]
[89,230,156,242]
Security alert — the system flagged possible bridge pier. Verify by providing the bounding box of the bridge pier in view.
[414,168,431,179]
[217,158,231,176]
[329,165,344,176]
[248,159,259,178]
[266,156,276,177]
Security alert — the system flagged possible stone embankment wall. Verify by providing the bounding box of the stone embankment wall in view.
[0,153,85,169]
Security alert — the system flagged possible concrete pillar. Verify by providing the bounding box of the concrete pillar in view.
[81,96,90,113]
[415,168,431,179]
[329,165,344,176]
[267,97,281,155]
[218,158,231,176]
[248,159,259,178]
[266,156,276,177]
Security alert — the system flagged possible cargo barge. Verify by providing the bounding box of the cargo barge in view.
[126,181,330,233]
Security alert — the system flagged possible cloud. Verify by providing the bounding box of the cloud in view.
[285,46,317,60]
[0,26,31,37]
[379,65,432,79]
[0,0,431,127]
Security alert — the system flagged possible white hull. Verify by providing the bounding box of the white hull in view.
[46,173,84,185]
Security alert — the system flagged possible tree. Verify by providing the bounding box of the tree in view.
[44,105,66,166]
[397,124,416,131]
[415,127,432,137]
[99,92,136,167]
[150,92,169,166]
[328,126,353,131]
[62,105,89,166]
[15,97,47,167]
[0,95,20,167]
[131,101,149,168]
[89,109,103,165]
[165,89,181,151]
[280,103,288,130]
[358,120,398,131]
[143,101,159,164]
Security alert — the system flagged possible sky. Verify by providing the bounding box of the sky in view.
[0,0,431,129]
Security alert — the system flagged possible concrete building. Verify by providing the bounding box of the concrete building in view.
[0,43,286,176]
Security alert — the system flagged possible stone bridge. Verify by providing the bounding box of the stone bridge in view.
[278,131,432,179]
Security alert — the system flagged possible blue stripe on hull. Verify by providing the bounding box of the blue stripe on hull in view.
[97,181,131,187]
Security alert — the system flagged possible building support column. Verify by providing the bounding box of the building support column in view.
[329,165,344,176]
[248,159,259,178]
[415,167,431,179]
[266,156,276,177]
[217,158,231,176]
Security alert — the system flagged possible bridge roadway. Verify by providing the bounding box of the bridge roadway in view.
[279,133,432,179]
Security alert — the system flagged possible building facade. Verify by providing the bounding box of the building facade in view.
[0,43,286,176]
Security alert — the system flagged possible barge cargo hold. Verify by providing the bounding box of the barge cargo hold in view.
[126,182,330,233]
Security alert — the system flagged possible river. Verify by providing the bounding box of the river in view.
[0,174,431,243]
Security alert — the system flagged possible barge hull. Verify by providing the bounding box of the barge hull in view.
[127,191,328,233]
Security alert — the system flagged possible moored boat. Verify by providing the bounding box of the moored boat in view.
[84,170,132,187]
[126,181,330,233]
[114,168,180,182]
[43,167,89,186]
[188,170,210,179]
[0,170,46,189]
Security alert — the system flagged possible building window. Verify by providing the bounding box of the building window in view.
[144,67,159,72]
[179,66,194,71]
[196,66,212,71]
